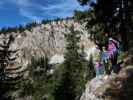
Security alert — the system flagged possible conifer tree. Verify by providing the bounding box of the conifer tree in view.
[19,56,50,100]
[77,0,133,51]
[53,25,86,100]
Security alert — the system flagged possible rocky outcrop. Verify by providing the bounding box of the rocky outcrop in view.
[0,19,94,66]
[80,65,133,100]
[0,34,26,82]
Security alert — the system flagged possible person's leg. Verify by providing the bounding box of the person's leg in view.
[96,68,100,77]
[104,61,109,74]
[99,66,103,75]
[100,65,104,75]
[102,61,106,74]
[112,64,117,73]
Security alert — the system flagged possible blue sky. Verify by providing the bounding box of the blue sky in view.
[0,0,88,28]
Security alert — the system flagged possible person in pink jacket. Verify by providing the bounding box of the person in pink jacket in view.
[108,39,116,58]
[108,38,119,73]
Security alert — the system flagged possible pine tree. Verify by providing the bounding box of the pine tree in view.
[19,56,50,100]
[78,0,133,51]
[53,25,86,100]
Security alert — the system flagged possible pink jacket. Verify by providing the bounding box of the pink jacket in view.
[108,42,117,56]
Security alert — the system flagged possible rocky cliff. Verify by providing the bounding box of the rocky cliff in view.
[0,19,95,66]
[80,65,133,100]
[0,19,96,82]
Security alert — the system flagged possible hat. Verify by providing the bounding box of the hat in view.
[109,38,113,41]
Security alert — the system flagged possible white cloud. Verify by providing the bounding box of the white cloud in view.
[39,0,88,18]
[4,0,88,21]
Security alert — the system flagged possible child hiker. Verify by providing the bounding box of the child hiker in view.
[101,46,110,74]
[94,46,103,77]
[94,59,103,77]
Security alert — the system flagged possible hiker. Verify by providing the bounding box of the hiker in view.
[108,38,120,73]
[94,46,101,60]
[101,47,109,74]
[93,46,104,76]
[108,38,116,58]
[101,47,109,63]
[94,60,103,77]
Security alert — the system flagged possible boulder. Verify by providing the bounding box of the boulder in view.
[80,65,133,100]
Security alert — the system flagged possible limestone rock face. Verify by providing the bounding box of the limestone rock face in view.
[80,65,133,100]
[0,19,94,66]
